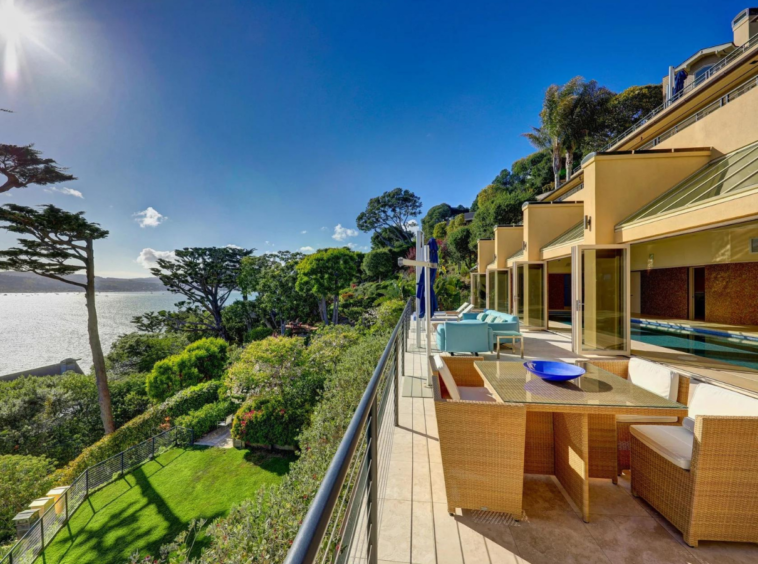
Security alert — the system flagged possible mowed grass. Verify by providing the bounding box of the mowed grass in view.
[37,447,292,564]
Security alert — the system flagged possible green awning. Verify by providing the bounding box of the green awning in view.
[618,141,758,228]
[542,221,584,251]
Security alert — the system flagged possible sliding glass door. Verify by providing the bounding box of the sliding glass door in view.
[512,262,547,329]
[494,270,510,313]
[571,245,630,355]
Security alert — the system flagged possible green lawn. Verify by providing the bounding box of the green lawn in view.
[37,447,292,564]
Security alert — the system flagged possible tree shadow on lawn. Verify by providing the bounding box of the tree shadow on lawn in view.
[39,449,195,564]
[243,448,296,476]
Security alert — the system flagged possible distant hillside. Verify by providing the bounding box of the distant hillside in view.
[0,271,166,293]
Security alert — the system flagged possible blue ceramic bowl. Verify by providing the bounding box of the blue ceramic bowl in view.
[524,361,585,382]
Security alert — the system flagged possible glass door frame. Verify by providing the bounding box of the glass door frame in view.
[571,244,631,356]
[512,260,548,330]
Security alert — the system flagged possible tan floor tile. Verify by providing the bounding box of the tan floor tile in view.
[585,514,694,564]
[685,542,758,564]
[384,459,413,501]
[521,475,572,516]
[587,479,648,517]
[457,518,491,563]
[378,499,412,563]
[427,437,442,465]
[457,510,520,563]
[412,501,437,564]
[433,503,464,564]
[429,462,447,504]
[510,509,610,564]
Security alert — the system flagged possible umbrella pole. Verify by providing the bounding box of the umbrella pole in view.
[416,230,422,349]
[425,244,433,386]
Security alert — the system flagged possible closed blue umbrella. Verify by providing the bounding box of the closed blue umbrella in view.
[416,238,439,318]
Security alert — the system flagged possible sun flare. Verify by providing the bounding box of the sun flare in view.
[0,0,34,82]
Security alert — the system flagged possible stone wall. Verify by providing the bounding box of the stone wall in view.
[705,263,758,325]
[640,267,689,319]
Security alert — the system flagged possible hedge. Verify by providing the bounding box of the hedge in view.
[232,395,310,449]
[0,455,55,545]
[175,400,237,438]
[146,338,228,402]
[53,380,222,485]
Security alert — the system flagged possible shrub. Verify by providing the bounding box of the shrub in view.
[146,338,228,402]
[232,395,308,448]
[0,455,55,545]
[175,400,237,438]
[307,324,361,376]
[105,332,188,376]
[361,249,394,281]
[372,299,406,334]
[54,381,221,485]
[223,336,308,398]
[245,326,273,343]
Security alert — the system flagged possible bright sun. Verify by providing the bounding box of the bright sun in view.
[0,0,33,42]
[0,0,34,82]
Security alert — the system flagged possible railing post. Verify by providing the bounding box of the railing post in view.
[39,512,44,550]
[121,451,125,476]
[367,397,379,564]
[152,436,156,459]
[64,490,69,522]
[85,468,89,497]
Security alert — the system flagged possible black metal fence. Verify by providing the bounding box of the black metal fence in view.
[1,426,194,564]
[284,299,412,564]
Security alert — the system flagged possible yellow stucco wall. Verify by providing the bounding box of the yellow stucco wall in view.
[629,219,758,270]
[583,150,713,245]
[654,86,758,156]
[492,226,524,269]
[476,239,495,274]
[522,203,584,261]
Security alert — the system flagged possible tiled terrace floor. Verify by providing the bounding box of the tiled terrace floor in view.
[378,326,758,564]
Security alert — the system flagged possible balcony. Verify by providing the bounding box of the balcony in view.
[285,306,758,563]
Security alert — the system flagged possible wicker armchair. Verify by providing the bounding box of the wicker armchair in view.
[631,415,758,546]
[579,358,689,472]
[430,355,527,517]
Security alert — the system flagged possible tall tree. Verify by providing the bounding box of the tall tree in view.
[296,248,358,324]
[560,78,613,177]
[0,204,115,433]
[0,144,76,194]
[356,188,421,246]
[523,78,583,191]
[420,203,468,236]
[151,247,253,340]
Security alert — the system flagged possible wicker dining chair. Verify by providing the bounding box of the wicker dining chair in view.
[579,359,689,472]
[430,355,527,518]
[631,415,758,546]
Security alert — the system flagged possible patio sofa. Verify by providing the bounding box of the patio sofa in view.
[630,382,758,546]
[579,357,689,471]
[430,354,526,517]
[460,309,520,349]
[435,321,490,354]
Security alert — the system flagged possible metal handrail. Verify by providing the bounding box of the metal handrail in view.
[285,299,411,564]
[600,32,758,154]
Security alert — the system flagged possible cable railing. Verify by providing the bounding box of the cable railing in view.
[600,32,758,154]
[1,426,194,564]
[284,299,412,564]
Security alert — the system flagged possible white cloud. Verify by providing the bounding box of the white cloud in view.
[332,224,358,241]
[346,242,357,249]
[226,244,243,249]
[45,186,84,198]
[136,248,176,270]
[134,207,167,228]
[301,230,307,234]
[299,246,315,254]
[320,226,328,231]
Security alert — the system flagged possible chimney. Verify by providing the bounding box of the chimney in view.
[732,8,758,46]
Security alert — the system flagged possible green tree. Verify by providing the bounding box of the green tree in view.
[470,190,533,245]
[420,203,467,236]
[0,204,115,434]
[296,247,358,324]
[106,332,188,376]
[361,248,394,281]
[447,226,474,266]
[446,213,467,235]
[356,188,421,246]
[221,300,258,343]
[524,78,583,191]
[0,144,76,194]
[432,221,447,240]
[151,247,253,340]
[596,84,663,149]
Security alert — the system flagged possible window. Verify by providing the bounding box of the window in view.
[694,65,713,85]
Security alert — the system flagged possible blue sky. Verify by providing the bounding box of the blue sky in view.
[0,0,748,277]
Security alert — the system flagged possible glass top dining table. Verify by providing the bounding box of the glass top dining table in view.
[473,361,687,414]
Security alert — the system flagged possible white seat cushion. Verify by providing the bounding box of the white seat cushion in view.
[616,415,678,424]
[628,357,679,401]
[434,354,460,401]
[630,425,694,470]
[458,386,497,403]
[682,383,758,432]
